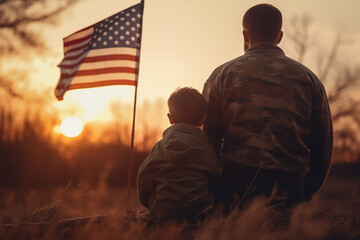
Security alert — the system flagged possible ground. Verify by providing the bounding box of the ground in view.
[0,166,359,240]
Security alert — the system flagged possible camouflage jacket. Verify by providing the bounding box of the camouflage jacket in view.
[202,43,333,198]
[137,123,220,221]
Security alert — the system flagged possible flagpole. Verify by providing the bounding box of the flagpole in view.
[126,84,138,213]
[126,0,145,213]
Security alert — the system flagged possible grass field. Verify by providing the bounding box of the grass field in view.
[1,169,359,240]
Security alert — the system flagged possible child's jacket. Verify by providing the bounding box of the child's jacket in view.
[137,123,220,221]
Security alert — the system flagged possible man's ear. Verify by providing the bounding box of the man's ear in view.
[243,30,250,51]
[243,30,249,43]
[276,31,283,44]
[167,113,174,124]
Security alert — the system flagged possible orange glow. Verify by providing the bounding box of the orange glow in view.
[60,116,83,138]
[54,86,136,124]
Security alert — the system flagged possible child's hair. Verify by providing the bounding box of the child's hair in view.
[168,87,206,126]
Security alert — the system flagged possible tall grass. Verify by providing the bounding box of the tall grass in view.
[1,179,359,240]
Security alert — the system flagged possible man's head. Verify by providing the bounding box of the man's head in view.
[242,4,283,49]
[167,87,206,126]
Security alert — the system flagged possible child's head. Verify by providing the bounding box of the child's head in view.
[167,87,206,126]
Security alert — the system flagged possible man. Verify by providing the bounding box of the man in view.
[202,4,333,210]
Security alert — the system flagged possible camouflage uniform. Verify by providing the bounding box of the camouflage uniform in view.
[202,43,333,204]
[137,123,220,222]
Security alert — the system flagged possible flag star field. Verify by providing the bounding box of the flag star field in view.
[55,2,143,101]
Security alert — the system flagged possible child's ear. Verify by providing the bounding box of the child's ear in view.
[167,113,175,124]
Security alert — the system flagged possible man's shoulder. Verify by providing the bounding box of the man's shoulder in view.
[283,56,323,88]
[282,55,314,71]
[214,55,247,71]
[205,55,247,85]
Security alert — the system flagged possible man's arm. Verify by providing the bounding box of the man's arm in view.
[202,67,226,158]
[304,79,333,200]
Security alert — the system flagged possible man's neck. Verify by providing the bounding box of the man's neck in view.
[249,41,277,48]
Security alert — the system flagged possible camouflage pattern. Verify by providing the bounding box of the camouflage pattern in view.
[202,43,333,199]
[137,123,220,222]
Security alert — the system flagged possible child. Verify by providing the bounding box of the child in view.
[137,87,220,223]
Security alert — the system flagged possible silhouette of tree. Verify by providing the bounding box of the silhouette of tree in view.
[287,15,360,162]
[0,0,80,99]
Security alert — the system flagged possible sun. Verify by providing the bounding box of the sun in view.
[60,116,83,138]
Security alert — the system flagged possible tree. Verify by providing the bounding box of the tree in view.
[0,0,80,142]
[0,0,80,98]
[286,15,360,162]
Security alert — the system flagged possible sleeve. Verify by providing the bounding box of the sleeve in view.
[304,77,333,201]
[206,146,221,182]
[136,144,159,208]
[204,143,233,206]
[202,67,226,158]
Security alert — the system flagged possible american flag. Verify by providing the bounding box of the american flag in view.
[55,2,144,101]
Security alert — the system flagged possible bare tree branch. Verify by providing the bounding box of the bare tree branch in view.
[286,15,311,63]
[287,14,360,162]
[318,36,341,83]
[0,76,22,98]
[0,0,80,54]
[0,0,80,100]
[328,68,360,103]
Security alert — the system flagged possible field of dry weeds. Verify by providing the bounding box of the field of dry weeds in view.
[0,168,359,240]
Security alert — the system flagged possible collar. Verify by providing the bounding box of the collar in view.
[245,43,285,56]
[163,123,207,141]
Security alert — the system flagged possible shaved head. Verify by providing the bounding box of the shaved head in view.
[243,4,282,44]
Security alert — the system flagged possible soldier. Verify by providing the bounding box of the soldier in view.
[202,4,333,213]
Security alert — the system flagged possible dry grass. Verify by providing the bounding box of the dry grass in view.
[0,184,359,240]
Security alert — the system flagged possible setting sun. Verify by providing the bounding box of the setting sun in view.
[60,116,83,138]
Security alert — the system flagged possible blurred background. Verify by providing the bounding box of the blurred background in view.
[0,0,359,206]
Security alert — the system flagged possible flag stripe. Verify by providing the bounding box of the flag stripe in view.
[60,55,138,70]
[80,60,137,70]
[59,48,139,68]
[83,54,139,63]
[69,80,137,90]
[77,66,137,75]
[64,25,93,42]
[64,41,90,55]
[64,36,92,54]
[58,52,88,67]
[86,47,138,57]
[64,48,85,59]
[61,52,87,63]
[64,34,93,48]
[63,72,138,84]
[61,67,137,79]
[60,60,137,74]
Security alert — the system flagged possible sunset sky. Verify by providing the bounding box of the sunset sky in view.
[29,0,360,129]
